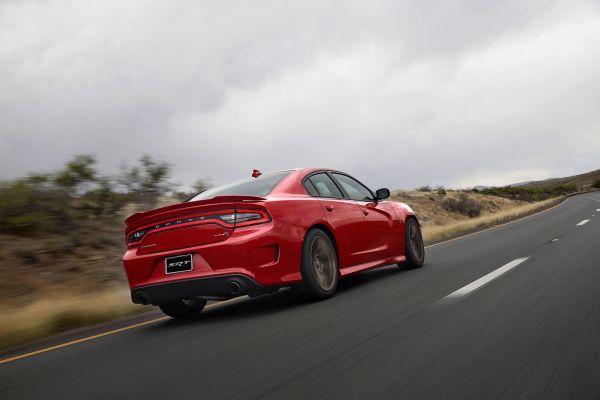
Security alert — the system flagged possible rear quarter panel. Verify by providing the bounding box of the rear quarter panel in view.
[264,197,329,282]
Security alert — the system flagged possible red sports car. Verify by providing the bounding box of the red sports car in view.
[122,168,425,318]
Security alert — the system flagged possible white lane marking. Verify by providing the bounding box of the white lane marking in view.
[444,258,530,299]
[576,219,590,226]
[596,208,600,211]
[551,238,560,242]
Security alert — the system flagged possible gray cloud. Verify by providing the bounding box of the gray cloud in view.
[1,0,599,190]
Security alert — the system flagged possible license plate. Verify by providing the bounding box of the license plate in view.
[165,254,193,274]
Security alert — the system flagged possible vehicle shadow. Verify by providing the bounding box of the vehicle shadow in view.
[148,263,413,330]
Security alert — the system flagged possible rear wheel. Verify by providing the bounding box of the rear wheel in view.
[297,228,339,300]
[402,218,425,268]
[159,298,207,318]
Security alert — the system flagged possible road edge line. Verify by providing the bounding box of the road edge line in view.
[0,297,244,365]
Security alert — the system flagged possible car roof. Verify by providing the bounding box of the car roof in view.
[268,167,347,196]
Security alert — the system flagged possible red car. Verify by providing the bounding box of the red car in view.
[122,168,425,318]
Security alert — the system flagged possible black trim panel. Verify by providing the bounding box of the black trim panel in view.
[131,274,271,305]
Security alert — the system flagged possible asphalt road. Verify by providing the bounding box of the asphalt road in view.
[2,192,600,399]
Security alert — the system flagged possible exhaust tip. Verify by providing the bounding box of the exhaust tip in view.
[228,281,242,295]
[136,292,150,305]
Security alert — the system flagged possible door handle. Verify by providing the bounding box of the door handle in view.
[363,209,369,215]
[325,205,334,212]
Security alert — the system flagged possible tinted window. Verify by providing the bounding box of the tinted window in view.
[331,173,373,201]
[307,173,343,198]
[303,179,319,196]
[190,171,290,201]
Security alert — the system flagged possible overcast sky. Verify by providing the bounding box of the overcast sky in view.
[1,0,599,190]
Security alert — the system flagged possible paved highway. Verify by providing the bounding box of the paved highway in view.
[2,192,600,399]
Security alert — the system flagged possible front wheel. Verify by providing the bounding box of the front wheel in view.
[159,298,207,318]
[402,218,425,268]
[297,228,339,300]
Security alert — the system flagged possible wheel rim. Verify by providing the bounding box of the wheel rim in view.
[310,236,337,291]
[409,223,424,262]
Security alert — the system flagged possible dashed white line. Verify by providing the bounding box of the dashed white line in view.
[443,258,530,300]
[596,208,600,212]
[576,219,590,226]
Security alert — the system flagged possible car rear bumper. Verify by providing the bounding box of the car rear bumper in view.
[131,274,274,305]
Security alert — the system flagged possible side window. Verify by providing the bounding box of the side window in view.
[303,179,319,196]
[331,173,374,201]
[307,173,343,198]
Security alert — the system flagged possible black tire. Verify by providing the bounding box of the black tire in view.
[403,218,425,268]
[297,228,339,300]
[159,298,207,318]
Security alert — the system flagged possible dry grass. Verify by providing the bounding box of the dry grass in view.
[0,286,147,349]
[391,190,563,243]
[421,197,561,243]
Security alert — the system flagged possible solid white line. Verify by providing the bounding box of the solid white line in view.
[576,219,590,226]
[444,258,530,299]
[596,209,600,212]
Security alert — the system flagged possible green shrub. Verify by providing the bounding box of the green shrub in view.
[0,178,72,235]
[0,154,176,236]
[443,194,483,217]
[416,185,432,192]
[593,180,600,189]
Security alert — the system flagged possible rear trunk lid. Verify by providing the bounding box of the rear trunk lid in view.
[125,196,266,254]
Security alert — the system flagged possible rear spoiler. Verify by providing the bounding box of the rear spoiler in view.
[125,195,267,226]
[124,195,267,226]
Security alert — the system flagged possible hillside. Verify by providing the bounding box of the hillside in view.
[516,169,600,190]
[391,190,560,242]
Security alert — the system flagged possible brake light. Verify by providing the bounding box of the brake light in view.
[234,209,270,227]
[126,209,270,246]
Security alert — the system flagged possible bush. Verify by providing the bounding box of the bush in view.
[593,180,600,189]
[416,185,432,192]
[443,193,483,218]
[435,186,447,196]
[0,178,72,235]
[0,154,175,236]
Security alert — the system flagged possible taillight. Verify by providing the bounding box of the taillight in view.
[127,229,148,244]
[233,209,270,227]
[126,209,270,246]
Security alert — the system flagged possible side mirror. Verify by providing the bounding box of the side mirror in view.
[375,188,390,201]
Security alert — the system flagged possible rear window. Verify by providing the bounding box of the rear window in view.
[189,171,290,201]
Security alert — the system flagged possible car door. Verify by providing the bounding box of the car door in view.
[303,173,368,268]
[330,172,399,261]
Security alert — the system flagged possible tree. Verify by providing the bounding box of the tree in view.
[119,155,173,206]
[54,155,97,193]
[193,178,211,193]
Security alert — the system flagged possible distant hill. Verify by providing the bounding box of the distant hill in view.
[514,169,600,190]
[508,178,554,187]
